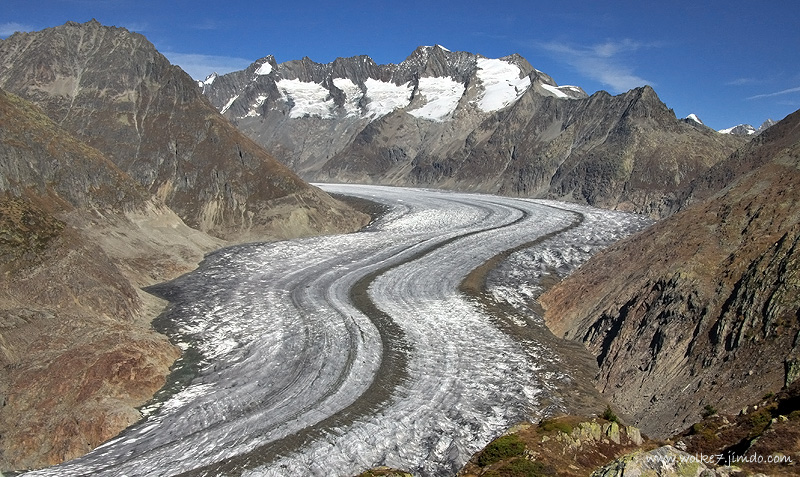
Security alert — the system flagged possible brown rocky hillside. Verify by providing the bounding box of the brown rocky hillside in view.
[540,108,800,438]
[0,87,216,471]
[0,21,369,471]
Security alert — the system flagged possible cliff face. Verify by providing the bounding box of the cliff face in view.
[203,47,743,217]
[0,20,368,241]
[540,109,800,437]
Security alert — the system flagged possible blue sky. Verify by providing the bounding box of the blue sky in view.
[2,0,798,130]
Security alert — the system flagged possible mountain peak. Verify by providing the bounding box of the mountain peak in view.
[718,118,776,136]
[0,19,367,239]
[409,44,452,57]
[759,118,777,131]
[686,113,703,125]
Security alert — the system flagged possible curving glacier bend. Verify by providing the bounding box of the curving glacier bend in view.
[24,185,650,477]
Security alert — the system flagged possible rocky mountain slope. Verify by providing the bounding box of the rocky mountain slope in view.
[539,108,800,438]
[0,20,367,241]
[0,87,218,470]
[203,46,744,216]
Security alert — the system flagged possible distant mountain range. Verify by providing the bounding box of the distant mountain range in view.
[683,114,776,137]
[718,118,777,136]
[201,46,744,217]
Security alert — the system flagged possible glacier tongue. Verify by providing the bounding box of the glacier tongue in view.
[22,185,649,477]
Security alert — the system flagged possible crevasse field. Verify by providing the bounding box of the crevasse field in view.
[26,185,650,477]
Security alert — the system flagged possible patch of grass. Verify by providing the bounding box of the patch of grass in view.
[476,434,526,467]
[483,457,556,477]
[747,404,777,439]
[691,420,719,441]
[538,418,574,435]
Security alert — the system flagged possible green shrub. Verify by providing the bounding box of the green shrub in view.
[701,404,718,418]
[601,405,619,423]
[691,421,719,441]
[747,405,777,439]
[476,434,526,467]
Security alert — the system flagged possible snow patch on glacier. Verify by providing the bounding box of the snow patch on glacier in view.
[408,76,465,121]
[364,78,413,119]
[276,79,336,119]
[473,58,531,112]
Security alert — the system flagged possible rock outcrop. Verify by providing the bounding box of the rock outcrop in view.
[203,46,744,217]
[540,108,800,438]
[457,382,800,476]
[457,417,650,477]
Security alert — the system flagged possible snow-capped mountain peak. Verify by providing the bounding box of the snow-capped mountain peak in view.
[202,47,592,124]
[197,72,218,88]
[686,113,703,125]
[718,118,776,136]
[472,57,531,112]
[198,47,596,174]
[719,124,756,135]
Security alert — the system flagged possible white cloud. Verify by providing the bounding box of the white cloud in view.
[726,77,760,86]
[119,21,149,33]
[162,52,253,80]
[534,39,653,93]
[747,85,800,100]
[0,22,34,37]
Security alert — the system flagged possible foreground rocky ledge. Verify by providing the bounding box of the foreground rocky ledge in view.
[355,380,799,476]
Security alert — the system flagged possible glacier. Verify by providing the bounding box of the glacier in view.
[23,185,649,477]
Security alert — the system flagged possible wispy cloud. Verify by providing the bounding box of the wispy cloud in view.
[119,21,149,33]
[726,77,760,86]
[162,52,253,80]
[533,39,654,93]
[747,85,800,100]
[0,22,34,37]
